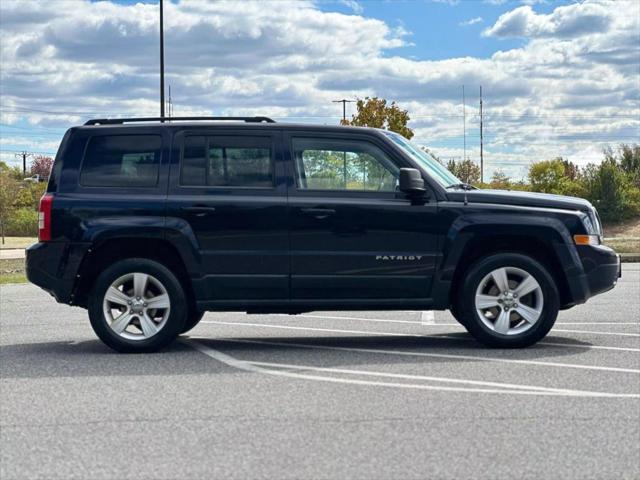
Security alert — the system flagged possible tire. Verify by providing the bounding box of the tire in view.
[181,311,205,334]
[88,258,187,353]
[454,253,559,348]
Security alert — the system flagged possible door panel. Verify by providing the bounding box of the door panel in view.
[286,133,440,301]
[167,129,288,301]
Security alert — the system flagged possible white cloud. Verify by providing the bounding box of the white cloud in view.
[483,2,613,38]
[459,16,483,27]
[0,0,637,179]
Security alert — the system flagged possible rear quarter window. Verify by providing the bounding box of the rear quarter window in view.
[80,134,162,187]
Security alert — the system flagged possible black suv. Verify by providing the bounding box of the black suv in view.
[26,117,621,353]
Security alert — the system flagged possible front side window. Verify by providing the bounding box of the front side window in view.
[80,135,161,187]
[181,136,273,188]
[292,138,399,192]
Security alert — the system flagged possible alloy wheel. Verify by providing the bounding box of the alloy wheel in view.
[474,266,544,336]
[102,272,171,341]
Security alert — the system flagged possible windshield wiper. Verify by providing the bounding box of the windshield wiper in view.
[445,182,477,190]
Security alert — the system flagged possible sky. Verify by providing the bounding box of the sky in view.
[0,0,638,180]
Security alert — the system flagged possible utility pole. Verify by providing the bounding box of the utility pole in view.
[479,85,484,184]
[332,99,354,124]
[332,99,354,187]
[159,0,165,119]
[14,151,32,176]
[462,86,466,163]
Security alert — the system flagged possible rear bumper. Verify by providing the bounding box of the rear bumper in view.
[25,242,88,304]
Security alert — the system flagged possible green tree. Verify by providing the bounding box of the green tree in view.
[489,170,511,189]
[345,97,414,139]
[0,167,20,241]
[528,158,569,194]
[446,159,481,184]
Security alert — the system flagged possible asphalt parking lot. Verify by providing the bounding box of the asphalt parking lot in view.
[1,264,639,480]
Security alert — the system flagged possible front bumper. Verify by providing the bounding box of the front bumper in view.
[565,244,621,306]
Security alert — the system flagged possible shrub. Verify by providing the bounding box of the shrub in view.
[5,208,38,236]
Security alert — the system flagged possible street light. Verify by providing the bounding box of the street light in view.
[160,0,165,119]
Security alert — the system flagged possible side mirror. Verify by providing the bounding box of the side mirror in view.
[399,168,425,195]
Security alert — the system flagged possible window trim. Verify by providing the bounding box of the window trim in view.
[290,136,401,194]
[178,134,276,190]
[78,133,163,189]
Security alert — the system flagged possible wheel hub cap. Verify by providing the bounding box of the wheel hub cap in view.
[474,266,544,336]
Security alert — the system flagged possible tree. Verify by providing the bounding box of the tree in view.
[30,155,54,179]
[489,170,511,189]
[583,159,628,223]
[344,97,414,139]
[0,168,20,242]
[528,158,569,194]
[446,159,481,184]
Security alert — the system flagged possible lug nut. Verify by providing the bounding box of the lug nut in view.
[513,293,518,298]
[514,303,518,308]
[143,303,147,307]
[127,300,132,305]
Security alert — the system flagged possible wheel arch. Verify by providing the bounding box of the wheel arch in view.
[73,237,195,309]
[432,215,583,309]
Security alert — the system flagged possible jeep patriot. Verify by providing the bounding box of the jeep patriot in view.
[25,116,621,352]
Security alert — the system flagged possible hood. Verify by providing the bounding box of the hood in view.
[446,188,592,212]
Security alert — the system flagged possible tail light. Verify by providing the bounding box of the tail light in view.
[38,194,53,242]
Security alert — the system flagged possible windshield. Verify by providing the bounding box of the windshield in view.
[382,131,461,187]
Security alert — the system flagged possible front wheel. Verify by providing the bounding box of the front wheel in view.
[455,253,559,348]
[88,258,187,353]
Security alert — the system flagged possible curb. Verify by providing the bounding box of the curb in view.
[621,254,640,263]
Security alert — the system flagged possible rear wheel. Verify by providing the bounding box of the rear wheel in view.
[88,258,187,353]
[455,253,559,348]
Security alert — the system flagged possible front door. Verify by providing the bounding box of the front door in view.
[166,128,288,305]
[285,132,440,304]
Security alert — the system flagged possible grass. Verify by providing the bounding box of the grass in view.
[0,258,27,284]
[0,272,27,284]
[0,236,36,249]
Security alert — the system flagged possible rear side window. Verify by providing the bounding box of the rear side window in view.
[80,135,162,187]
[181,136,273,188]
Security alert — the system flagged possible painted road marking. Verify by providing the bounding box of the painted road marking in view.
[215,336,640,374]
[201,320,640,353]
[188,340,640,399]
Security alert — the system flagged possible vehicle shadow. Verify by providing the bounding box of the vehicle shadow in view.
[0,331,599,380]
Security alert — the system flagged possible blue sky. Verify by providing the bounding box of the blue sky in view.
[1,0,638,179]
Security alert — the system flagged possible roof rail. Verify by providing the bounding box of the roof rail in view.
[84,116,276,126]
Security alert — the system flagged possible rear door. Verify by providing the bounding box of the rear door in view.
[166,128,288,304]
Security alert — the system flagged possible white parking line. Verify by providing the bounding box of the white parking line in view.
[551,329,640,337]
[218,336,640,374]
[201,320,640,352]
[295,314,640,334]
[188,340,640,399]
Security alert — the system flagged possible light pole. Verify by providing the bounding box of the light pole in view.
[159,0,165,119]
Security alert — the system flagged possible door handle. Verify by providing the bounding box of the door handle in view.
[300,207,336,219]
[181,206,216,216]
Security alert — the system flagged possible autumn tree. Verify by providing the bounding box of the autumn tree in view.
[344,97,414,139]
[30,155,54,179]
[446,158,481,184]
